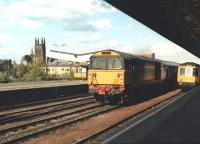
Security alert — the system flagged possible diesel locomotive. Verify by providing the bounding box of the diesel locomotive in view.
[88,49,178,104]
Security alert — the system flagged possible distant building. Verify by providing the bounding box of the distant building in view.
[137,51,155,59]
[33,38,46,65]
[46,58,88,79]
[0,59,13,72]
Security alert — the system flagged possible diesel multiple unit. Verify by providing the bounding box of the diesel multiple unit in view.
[177,62,200,87]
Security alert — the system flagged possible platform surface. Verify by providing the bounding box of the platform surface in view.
[105,86,200,143]
[0,80,87,91]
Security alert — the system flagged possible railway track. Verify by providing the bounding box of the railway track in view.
[0,94,92,117]
[73,90,184,144]
[0,103,102,133]
[0,94,119,144]
[0,97,95,124]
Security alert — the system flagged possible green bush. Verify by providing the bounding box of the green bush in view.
[0,72,9,82]
[23,65,46,81]
[11,64,28,80]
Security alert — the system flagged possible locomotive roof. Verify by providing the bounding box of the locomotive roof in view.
[156,59,179,67]
[92,49,179,66]
[179,62,200,67]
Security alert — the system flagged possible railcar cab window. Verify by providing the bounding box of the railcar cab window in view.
[90,57,123,70]
[180,68,185,76]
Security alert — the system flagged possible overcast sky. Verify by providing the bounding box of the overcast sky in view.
[0,0,200,64]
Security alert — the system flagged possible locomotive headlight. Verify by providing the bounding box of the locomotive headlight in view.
[117,73,123,78]
[88,73,92,79]
[116,72,124,83]
[88,72,97,79]
[92,72,97,77]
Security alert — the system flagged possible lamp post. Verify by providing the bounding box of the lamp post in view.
[52,43,66,80]
[69,61,73,81]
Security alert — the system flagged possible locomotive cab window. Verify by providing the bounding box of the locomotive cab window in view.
[108,57,122,69]
[90,57,123,70]
[91,57,106,69]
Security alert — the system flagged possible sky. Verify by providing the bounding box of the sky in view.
[0,0,200,64]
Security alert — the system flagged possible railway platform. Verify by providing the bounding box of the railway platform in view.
[0,80,87,106]
[103,86,200,143]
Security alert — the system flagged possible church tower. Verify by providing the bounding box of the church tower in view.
[34,38,46,65]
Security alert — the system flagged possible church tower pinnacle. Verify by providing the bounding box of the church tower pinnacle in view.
[34,37,46,65]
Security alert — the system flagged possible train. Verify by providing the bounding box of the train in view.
[177,62,200,87]
[88,49,178,104]
[73,66,87,80]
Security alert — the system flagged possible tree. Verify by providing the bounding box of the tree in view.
[22,55,32,65]
[12,64,28,80]
[23,64,46,81]
[0,72,8,82]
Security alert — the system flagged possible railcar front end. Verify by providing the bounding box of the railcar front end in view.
[177,62,200,87]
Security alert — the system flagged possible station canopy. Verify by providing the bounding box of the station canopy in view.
[105,0,200,58]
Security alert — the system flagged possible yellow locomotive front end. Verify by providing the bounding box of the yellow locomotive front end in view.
[88,50,125,104]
